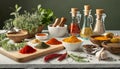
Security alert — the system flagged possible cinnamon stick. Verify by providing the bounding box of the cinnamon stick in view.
[52,18,61,27]
[58,17,66,27]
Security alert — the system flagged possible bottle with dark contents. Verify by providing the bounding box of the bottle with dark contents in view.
[80,5,93,39]
[93,9,106,35]
[69,8,81,36]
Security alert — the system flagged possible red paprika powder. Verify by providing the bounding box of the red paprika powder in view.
[37,33,46,36]
[19,45,36,54]
[46,38,62,45]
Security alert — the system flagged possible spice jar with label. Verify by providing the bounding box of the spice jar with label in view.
[69,8,81,36]
[80,5,93,39]
[93,9,106,35]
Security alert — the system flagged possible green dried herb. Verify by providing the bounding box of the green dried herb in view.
[35,42,49,49]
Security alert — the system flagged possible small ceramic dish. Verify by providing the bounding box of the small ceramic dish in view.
[82,44,101,55]
[35,33,48,40]
[62,38,83,51]
[6,30,28,43]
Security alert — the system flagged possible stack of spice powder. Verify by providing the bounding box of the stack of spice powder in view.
[63,36,82,43]
[46,38,62,45]
[19,45,36,54]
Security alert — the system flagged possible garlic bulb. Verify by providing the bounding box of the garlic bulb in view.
[100,50,108,60]
[95,48,109,60]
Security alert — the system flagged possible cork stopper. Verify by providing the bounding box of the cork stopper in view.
[71,8,78,13]
[96,9,104,19]
[84,5,91,15]
[84,5,90,11]
[71,8,78,17]
[96,9,104,15]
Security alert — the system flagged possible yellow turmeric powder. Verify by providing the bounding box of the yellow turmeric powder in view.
[94,36,109,40]
[63,36,82,43]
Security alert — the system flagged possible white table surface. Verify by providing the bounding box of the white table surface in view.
[0,30,120,69]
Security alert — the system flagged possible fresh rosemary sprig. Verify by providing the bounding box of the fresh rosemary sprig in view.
[69,54,88,62]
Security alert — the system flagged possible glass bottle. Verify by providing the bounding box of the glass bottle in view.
[93,9,106,35]
[80,5,93,39]
[69,8,81,36]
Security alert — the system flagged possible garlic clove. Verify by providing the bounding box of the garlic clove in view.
[100,50,108,60]
[95,48,111,60]
[95,48,105,60]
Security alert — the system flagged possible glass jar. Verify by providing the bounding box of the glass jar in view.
[93,9,106,35]
[80,5,93,39]
[69,8,81,36]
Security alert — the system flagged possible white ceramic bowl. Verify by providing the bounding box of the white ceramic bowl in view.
[35,33,48,40]
[48,24,68,37]
[62,39,83,51]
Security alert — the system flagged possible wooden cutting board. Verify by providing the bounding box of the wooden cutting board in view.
[0,45,64,62]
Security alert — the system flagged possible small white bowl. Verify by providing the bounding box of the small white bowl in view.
[35,33,48,40]
[48,24,68,37]
[62,39,83,51]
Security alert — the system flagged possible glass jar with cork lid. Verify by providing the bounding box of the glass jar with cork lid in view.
[80,5,93,39]
[69,8,81,36]
[93,9,106,35]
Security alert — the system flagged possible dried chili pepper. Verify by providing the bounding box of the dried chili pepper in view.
[44,53,62,62]
[58,53,67,61]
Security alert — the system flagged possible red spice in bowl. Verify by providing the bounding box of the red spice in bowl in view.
[35,33,48,40]
[37,33,46,36]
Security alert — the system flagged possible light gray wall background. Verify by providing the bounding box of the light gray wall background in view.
[0,0,120,30]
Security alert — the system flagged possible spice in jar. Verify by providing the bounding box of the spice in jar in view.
[19,45,36,54]
[69,8,81,36]
[80,27,93,39]
[46,38,62,45]
[69,23,80,36]
[63,36,82,43]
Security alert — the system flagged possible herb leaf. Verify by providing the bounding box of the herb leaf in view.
[3,4,55,34]
[0,39,25,51]
[69,54,88,62]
